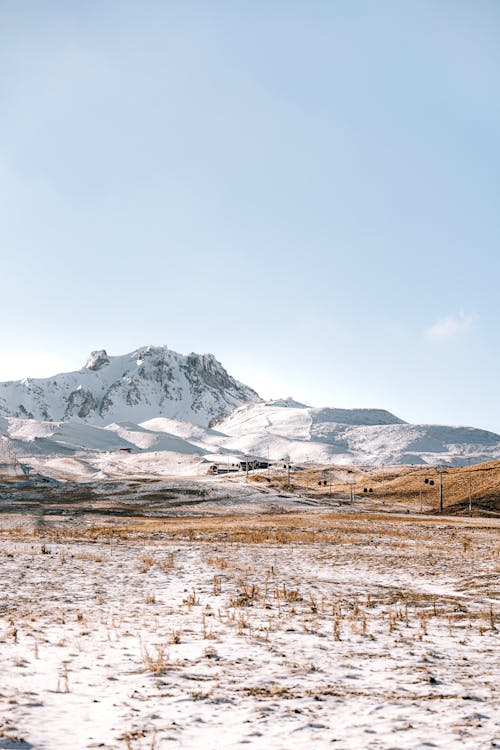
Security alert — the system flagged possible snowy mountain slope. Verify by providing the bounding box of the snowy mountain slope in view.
[215,401,500,467]
[0,416,207,480]
[0,346,259,426]
[105,422,204,455]
[5,418,135,453]
[139,417,228,450]
[325,422,500,466]
[213,401,313,440]
[217,401,404,440]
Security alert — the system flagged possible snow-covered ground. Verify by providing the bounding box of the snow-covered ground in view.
[0,507,498,749]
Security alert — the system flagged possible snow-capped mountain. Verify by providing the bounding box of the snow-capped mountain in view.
[1,348,500,478]
[0,346,259,427]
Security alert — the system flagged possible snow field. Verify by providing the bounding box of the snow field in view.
[4,397,500,481]
[0,513,498,749]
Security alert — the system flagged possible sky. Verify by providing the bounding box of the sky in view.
[1,1,500,431]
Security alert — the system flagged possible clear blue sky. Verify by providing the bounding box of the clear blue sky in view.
[1,1,499,431]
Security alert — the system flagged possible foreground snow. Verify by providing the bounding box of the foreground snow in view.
[0,508,498,749]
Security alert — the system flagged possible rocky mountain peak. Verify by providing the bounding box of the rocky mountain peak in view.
[0,345,260,426]
[84,350,110,371]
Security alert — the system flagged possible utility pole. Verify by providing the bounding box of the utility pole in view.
[438,469,443,514]
[468,459,472,515]
[419,474,423,513]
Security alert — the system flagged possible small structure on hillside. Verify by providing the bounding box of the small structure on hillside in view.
[208,461,240,475]
[239,457,271,471]
[208,456,273,475]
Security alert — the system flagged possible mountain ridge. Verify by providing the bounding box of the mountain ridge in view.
[0,345,259,427]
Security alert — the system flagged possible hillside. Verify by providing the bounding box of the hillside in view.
[252,460,500,516]
[214,400,500,467]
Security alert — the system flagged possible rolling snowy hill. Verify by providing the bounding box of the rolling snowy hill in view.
[213,400,500,467]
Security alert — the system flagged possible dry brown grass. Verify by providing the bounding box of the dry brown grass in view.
[141,643,169,674]
[1,508,498,549]
[251,460,500,515]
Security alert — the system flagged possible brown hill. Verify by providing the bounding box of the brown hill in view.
[251,460,500,516]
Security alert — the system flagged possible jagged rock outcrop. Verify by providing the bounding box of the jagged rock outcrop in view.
[84,350,110,371]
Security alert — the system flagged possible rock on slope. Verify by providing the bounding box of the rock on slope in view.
[0,346,259,427]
